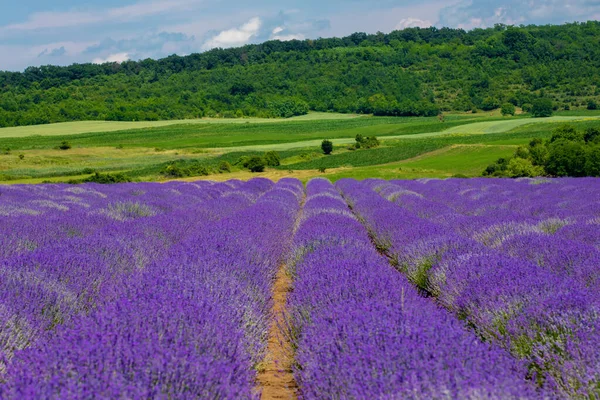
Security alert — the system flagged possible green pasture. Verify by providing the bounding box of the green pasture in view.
[0,112,364,139]
[1,112,599,184]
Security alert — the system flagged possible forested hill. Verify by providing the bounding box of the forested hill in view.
[2,22,600,127]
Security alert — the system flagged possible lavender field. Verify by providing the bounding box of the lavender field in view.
[0,177,598,399]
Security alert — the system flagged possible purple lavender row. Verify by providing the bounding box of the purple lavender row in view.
[381,178,600,249]
[0,179,273,384]
[0,179,304,398]
[0,180,272,260]
[288,178,539,399]
[370,179,600,290]
[337,179,599,398]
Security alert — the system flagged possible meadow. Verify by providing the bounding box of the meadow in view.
[1,111,599,184]
[0,177,598,399]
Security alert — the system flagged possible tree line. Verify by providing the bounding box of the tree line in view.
[2,22,600,127]
[484,125,600,177]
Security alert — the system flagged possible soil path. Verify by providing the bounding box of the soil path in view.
[255,264,298,399]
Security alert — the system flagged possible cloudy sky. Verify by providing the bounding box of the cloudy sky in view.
[1,0,599,71]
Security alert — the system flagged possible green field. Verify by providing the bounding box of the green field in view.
[0,113,365,139]
[1,112,599,183]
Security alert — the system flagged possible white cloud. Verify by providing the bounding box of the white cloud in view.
[0,0,204,33]
[92,52,130,64]
[202,17,262,50]
[272,26,284,35]
[437,0,600,28]
[396,18,433,30]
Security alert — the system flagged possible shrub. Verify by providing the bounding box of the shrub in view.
[162,161,211,178]
[521,103,534,113]
[18,154,24,160]
[506,158,544,177]
[268,98,309,118]
[246,156,266,172]
[585,145,600,176]
[355,134,380,149]
[501,103,516,116]
[550,125,584,143]
[531,98,554,118]
[83,172,132,184]
[263,151,281,167]
[587,100,598,110]
[481,97,500,111]
[321,140,334,155]
[218,161,231,173]
[58,141,72,150]
[584,127,600,144]
[546,140,587,177]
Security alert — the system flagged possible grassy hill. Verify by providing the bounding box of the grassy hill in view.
[2,22,600,127]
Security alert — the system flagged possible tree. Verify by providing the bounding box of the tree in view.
[584,127,600,144]
[546,140,587,177]
[506,158,544,177]
[528,138,549,166]
[531,98,553,118]
[321,140,333,155]
[584,145,600,176]
[587,100,598,110]
[58,141,72,150]
[521,103,534,113]
[246,156,266,172]
[263,151,281,167]
[501,103,516,116]
[550,125,584,143]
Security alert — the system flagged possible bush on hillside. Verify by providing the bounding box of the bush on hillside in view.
[531,98,554,118]
[246,156,266,172]
[321,140,333,155]
[263,151,281,167]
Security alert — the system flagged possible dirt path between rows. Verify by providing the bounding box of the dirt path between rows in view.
[255,265,298,399]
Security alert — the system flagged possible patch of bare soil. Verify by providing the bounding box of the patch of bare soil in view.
[255,265,298,400]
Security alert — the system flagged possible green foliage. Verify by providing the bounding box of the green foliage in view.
[218,161,231,173]
[587,99,598,110]
[268,98,309,118]
[501,103,516,116]
[484,124,600,177]
[18,154,24,160]
[4,23,600,127]
[585,145,600,176]
[584,127,600,144]
[481,97,500,111]
[528,138,549,166]
[82,172,132,184]
[355,134,380,149]
[162,160,211,178]
[546,140,587,176]
[521,103,534,113]
[551,125,584,142]
[531,98,554,118]
[321,139,333,155]
[263,151,281,167]
[58,141,72,150]
[246,156,266,172]
[506,157,545,177]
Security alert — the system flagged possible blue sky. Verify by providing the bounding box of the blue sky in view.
[1,0,599,71]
